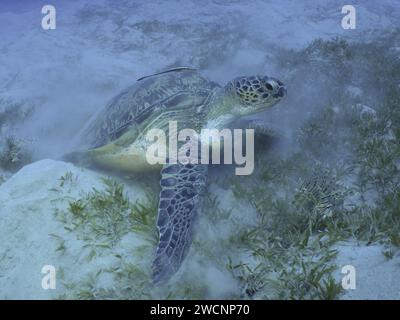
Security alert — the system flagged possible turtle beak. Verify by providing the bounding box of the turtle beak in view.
[277,86,287,98]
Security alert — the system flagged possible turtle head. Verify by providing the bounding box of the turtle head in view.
[226,75,286,116]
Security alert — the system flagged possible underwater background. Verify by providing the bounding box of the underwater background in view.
[0,0,399,299]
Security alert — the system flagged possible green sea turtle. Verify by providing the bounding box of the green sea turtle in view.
[66,67,286,284]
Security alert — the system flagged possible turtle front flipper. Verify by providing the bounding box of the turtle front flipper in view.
[153,163,208,284]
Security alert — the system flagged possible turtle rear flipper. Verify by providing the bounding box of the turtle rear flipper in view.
[153,163,208,284]
[62,149,93,167]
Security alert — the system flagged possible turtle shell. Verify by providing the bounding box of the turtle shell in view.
[81,69,220,149]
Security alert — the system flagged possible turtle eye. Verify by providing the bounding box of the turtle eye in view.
[265,83,273,91]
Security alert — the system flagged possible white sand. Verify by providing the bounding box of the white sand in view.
[0,159,147,299]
